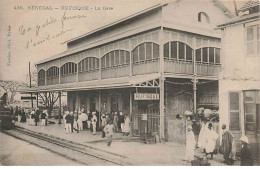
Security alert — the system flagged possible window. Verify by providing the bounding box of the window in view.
[61,62,77,75]
[47,66,59,78]
[78,57,99,72]
[198,12,210,24]
[164,41,193,61]
[101,50,130,69]
[229,92,240,130]
[195,47,220,64]
[38,69,45,86]
[244,90,260,134]
[246,25,260,56]
[132,42,159,63]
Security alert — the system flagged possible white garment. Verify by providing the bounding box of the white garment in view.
[198,123,209,149]
[104,124,114,137]
[65,123,72,133]
[92,115,97,134]
[41,119,46,126]
[124,117,130,133]
[73,121,78,130]
[185,131,195,161]
[205,129,219,153]
[63,114,67,128]
[77,119,83,130]
[121,123,125,133]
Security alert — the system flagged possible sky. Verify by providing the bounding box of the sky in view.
[0,0,247,83]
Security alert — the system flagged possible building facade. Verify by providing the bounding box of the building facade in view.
[24,0,233,143]
[217,0,260,161]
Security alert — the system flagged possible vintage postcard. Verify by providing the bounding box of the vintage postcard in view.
[0,0,259,166]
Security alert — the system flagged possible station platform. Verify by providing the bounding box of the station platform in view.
[14,119,238,166]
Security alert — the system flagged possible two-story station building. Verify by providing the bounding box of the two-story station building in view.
[22,0,233,143]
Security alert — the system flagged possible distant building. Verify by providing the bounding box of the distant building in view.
[22,0,233,143]
[217,0,260,161]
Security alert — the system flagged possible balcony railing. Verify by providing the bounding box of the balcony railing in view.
[164,59,193,75]
[78,70,99,82]
[46,76,59,85]
[61,73,77,84]
[196,63,221,76]
[132,59,159,76]
[101,65,130,79]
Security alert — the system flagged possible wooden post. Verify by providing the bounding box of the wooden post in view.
[98,90,101,128]
[130,89,133,136]
[192,48,198,114]
[159,26,165,140]
[36,93,39,108]
[58,92,62,124]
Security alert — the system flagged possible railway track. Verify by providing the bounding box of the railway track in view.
[1,127,132,166]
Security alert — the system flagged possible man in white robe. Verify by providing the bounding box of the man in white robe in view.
[205,122,219,159]
[185,125,196,162]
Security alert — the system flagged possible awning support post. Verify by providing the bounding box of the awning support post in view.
[130,89,133,136]
[58,92,62,124]
[36,93,39,108]
[98,90,101,128]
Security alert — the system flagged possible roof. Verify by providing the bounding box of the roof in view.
[35,0,233,65]
[62,3,167,44]
[239,0,260,12]
[19,73,160,93]
[217,12,260,28]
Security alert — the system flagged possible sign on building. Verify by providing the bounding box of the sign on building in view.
[134,93,159,100]
[141,114,148,120]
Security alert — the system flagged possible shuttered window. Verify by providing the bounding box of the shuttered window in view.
[246,25,260,56]
[229,92,240,130]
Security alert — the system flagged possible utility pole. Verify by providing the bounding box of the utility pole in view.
[29,62,33,108]
[233,0,239,16]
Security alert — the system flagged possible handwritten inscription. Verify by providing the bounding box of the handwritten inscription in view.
[220,69,257,81]
[18,11,87,49]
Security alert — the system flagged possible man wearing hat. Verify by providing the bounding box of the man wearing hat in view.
[113,112,119,132]
[240,136,253,166]
[91,112,97,135]
[185,125,195,162]
[220,124,233,164]
[87,111,92,130]
[77,110,83,131]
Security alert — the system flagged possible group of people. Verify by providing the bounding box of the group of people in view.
[13,106,27,123]
[62,108,131,147]
[185,120,254,166]
[29,108,48,126]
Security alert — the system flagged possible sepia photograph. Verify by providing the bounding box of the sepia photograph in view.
[0,0,259,166]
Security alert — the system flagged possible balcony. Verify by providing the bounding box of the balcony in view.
[196,63,221,76]
[164,59,193,75]
[46,76,59,85]
[132,59,159,76]
[61,73,77,84]
[101,65,130,79]
[79,70,99,82]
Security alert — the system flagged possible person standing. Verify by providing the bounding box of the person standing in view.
[41,110,47,126]
[35,108,40,126]
[205,123,219,159]
[91,112,97,135]
[240,136,253,166]
[65,112,73,134]
[191,119,200,148]
[87,111,92,130]
[101,114,107,138]
[17,107,22,122]
[185,125,196,162]
[73,111,79,133]
[104,120,114,147]
[77,111,83,131]
[220,124,233,164]
[20,109,26,122]
[124,114,130,136]
[113,112,119,133]
[198,118,209,151]
[30,109,35,125]
[119,112,124,133]
[81,110,88,130]
[63,111,69,130]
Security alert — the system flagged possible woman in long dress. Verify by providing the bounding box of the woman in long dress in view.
[124,114,130,136]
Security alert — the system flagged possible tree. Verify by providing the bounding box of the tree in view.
[0,80,27,105]
[38,92,61,116]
